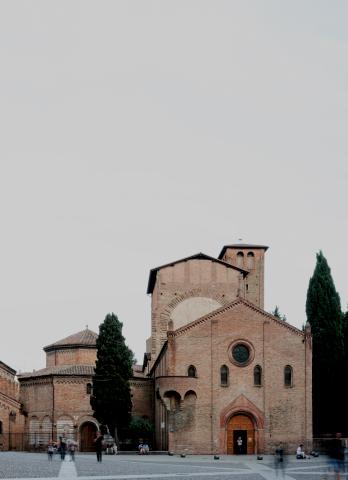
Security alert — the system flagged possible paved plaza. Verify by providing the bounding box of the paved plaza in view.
[0,452,345,480]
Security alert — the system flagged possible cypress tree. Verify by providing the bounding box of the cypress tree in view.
[91,313,133,441]
[305,251,344,435]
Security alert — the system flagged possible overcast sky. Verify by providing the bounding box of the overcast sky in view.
[0,1,347,373]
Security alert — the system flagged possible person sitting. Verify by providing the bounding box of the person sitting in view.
[138,442,145,454]
[142,443,149,455]
[296,444,306,459]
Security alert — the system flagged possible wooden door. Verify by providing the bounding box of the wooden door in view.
[80,423,97,452]
[226,414,255,454]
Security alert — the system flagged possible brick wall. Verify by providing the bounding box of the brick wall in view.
[153,300,312,454]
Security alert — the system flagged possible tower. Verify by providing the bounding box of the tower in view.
[218,244,268,309]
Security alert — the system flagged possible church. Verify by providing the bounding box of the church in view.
[0,243,312,454]
[144,243,312,454]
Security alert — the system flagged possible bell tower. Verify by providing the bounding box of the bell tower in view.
[218,243,268,309]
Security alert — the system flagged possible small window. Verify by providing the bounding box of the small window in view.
[284,365,293,387]
[220,365,229,386]
[0,420,2,434]
[254,365,262,386]
[188,365,197,378]
[247,252,255,269]
[86,383,92,395]
[236,251,244,268]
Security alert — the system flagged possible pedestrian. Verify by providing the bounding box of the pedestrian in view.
[47,442,54,461]
[275,442,286,478]
[94,431,104,463]
[59,436,67,461]
[69,442,76,462]
[328,432,345,480]
[237,436,243,454]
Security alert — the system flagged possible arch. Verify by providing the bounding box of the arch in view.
[163,390,181,411]
[187,365,197,378]
[79,421,98,452]
[41,416,52,445]
[254,365,262,386]
[220,365,229,386]
[219,394,265,454]
[226,414,255,454]
[160,288,229,327]
[284,365,293,387]
[247,252,255,270]
[170,297,223,330]
[57,415,74,440]
[184,390,197,401]
[29,415,40,446]
[236,252,244,268]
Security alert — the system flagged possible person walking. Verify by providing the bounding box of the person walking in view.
[47,442,54,461]
[59,437,67,461]
[69,442,76,462]
[328,432,345,480]
[94,431,104,463]
[275,442,286,478]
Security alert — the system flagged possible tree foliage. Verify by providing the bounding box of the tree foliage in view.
[306,251,344,435]
[271,306,287,321]
[129,416,154,434]
[91,313,134,438]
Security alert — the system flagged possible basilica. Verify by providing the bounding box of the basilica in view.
[0,243,312,454]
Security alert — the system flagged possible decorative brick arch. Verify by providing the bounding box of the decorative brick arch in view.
[160,288,229,325]
[219,394,265,454]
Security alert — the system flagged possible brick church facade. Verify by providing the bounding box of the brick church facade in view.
[0,243,312,454]
[144,244,312,454]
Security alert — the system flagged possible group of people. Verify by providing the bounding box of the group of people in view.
[138,441,150,455]
[47,437,76,461]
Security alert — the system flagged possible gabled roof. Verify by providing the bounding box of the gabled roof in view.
[169,297,304,338]
[147,252,248,294]
[0,360,16,376]
[44,328,98,352]
[218,244,269,259]
[18,364,95,380]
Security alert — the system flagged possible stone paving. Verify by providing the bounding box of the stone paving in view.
[0,452,346,480]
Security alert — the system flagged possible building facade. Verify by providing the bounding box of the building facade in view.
[145,244,312,454]
[0,243,312,454]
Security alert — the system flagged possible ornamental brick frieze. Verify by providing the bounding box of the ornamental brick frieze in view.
[20,379,52,387]
[130,380,153,388]
[54,378,89,384]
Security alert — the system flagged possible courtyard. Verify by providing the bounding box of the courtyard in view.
[0,452,343,480]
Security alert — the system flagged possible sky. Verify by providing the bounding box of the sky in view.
[0,1,347,373]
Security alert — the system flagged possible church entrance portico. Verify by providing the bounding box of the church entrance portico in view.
[226,414,255,454]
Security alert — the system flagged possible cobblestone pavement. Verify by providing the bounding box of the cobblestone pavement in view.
[0,452,346,480]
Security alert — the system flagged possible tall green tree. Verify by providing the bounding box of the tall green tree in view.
[306,251,344,435]
[91,313,134,441]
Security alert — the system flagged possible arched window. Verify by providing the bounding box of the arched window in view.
[188,365,197,378]
[0,420,2,434]
[247,252,255,269]
[236,251,244,268]
[220,365,229,386]
[254,365,262,386]
[284,365,293,387]
[86,383,92,395]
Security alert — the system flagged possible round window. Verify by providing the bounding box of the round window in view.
[232,344,250,364]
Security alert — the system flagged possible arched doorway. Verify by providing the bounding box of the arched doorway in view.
[80,422,97,452]
[226,414,255,454]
